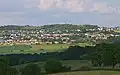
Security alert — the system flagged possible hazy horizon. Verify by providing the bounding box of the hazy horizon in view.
[0,23,119,27]
[0,0,120,27]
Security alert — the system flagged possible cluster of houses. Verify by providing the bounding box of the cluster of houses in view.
[0,26,119,45]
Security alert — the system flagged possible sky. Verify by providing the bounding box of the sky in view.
[0,0,120,27]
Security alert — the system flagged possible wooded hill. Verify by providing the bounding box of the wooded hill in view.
[0,24,99,30]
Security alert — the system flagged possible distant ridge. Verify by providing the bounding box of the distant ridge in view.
[0,24,99,30]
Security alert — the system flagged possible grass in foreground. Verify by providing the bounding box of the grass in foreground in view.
[50,71,120,75]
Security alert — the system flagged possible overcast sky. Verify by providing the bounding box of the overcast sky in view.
[0,0,120,27]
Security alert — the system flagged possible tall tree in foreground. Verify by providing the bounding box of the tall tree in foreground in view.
[91,43,120,68]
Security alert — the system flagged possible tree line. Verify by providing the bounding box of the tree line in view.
[0,57,71,75]
[89,43,120,68]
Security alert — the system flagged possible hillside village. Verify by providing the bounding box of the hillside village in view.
[0,24,120,45]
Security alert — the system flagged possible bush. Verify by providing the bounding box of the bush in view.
[44,58,71,73]
[79,65,92,71]
[21,64,43,75]
[44,59,62,73]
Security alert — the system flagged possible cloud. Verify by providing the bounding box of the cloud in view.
[39,0,91,11]
[0,0,120,26]
[39,0,120,13]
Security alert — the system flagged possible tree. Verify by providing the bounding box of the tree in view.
[101,44,119,68]
[91,43,120,68]
[102,50,117,68]
[6,67,18,75]
[0,57,18,75]
[116,52,120,67]
[0,57,9,75]
[21,63,42,75]
[91,52,102,67]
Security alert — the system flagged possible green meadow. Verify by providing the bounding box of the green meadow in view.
[0,44,69,54]
[0,42,92,54]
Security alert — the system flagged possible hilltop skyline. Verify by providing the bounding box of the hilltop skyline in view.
[0,0,120,27]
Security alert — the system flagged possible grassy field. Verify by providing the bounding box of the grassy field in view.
[0,43,91,54]
[0,45,31,54]
[0,44,69,54]
[114,29,120,33]
[30,44,69,52]
[77,42,93,47]
[50,71,120,75]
